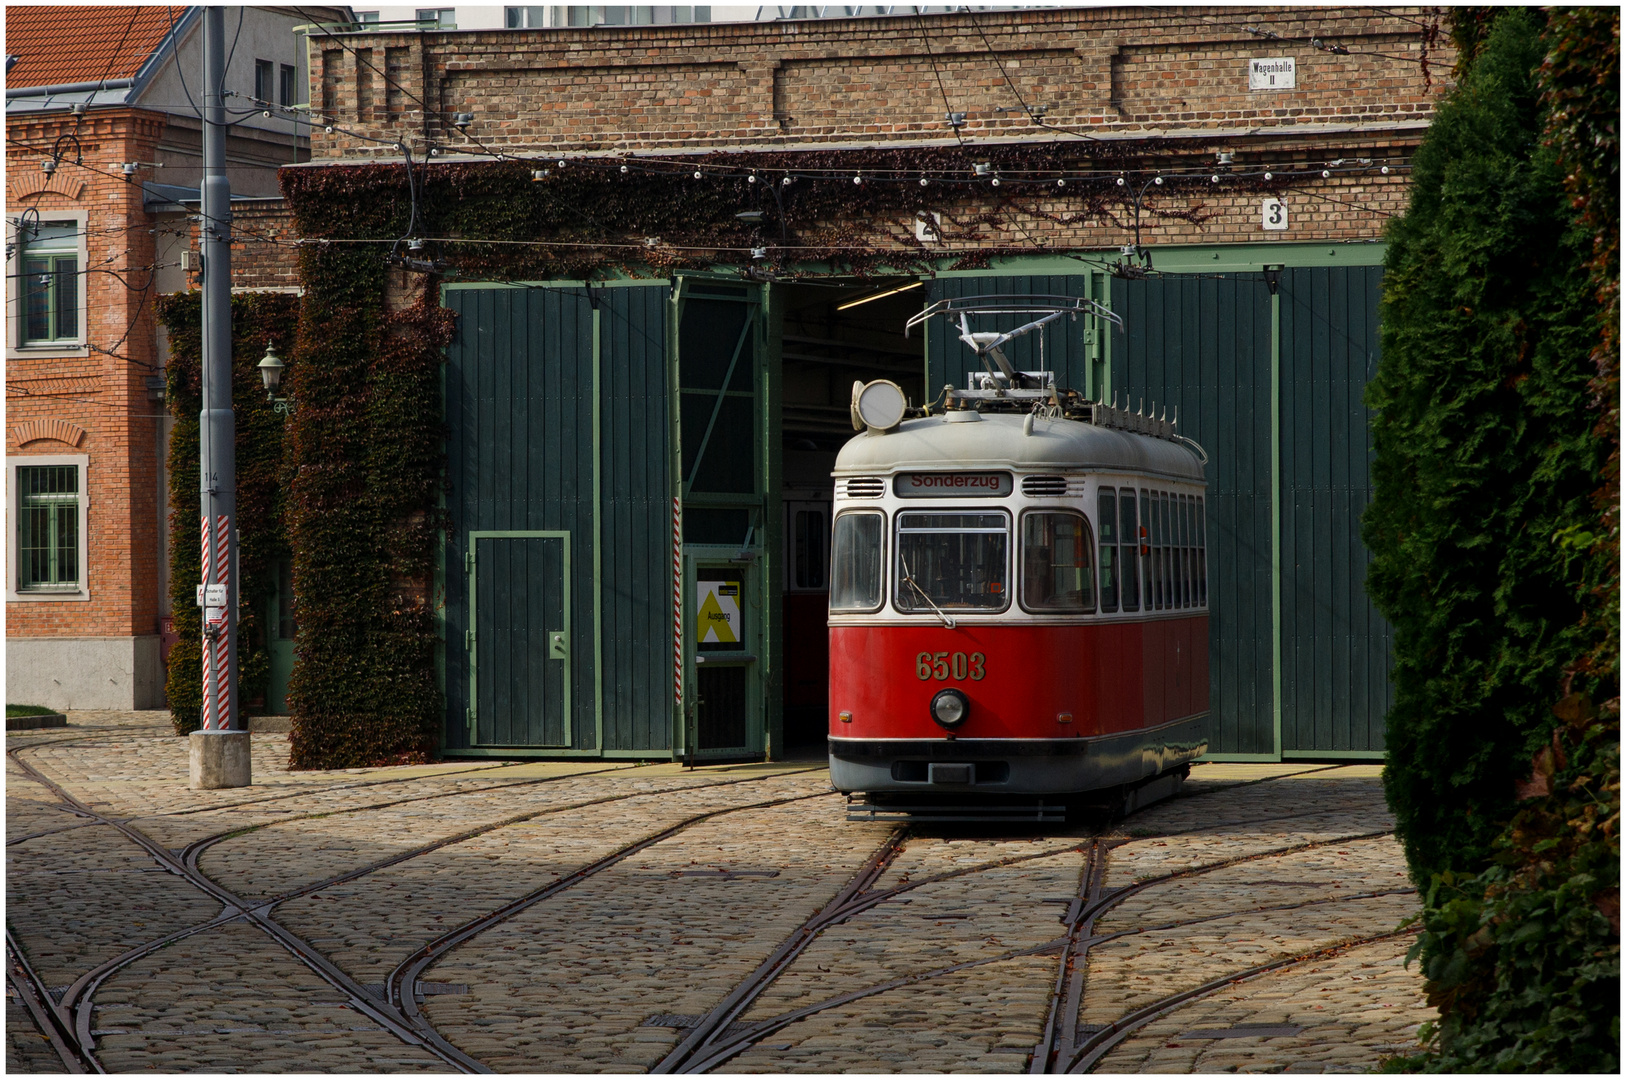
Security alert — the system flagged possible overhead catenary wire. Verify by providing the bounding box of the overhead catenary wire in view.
[165,5,202,118]
[1183,7,1434,66]
[914,12,969,152]
[963,9,1099,143]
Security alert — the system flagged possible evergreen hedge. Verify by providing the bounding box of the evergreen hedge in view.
[1366,5,1610,880]
[157,291,297,734]
[1367,7,1618,1071]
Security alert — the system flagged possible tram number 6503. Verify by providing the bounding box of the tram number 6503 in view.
[916,651,986,681]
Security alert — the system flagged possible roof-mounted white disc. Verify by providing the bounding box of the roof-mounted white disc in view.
[853,379,906,432]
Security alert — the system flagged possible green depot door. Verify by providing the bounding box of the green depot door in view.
[468,531,571,748]
[266,557,296,715]
[694,566,752,752]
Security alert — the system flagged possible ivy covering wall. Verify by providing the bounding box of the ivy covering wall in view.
[157,291,298,735]
[1365,7,1618,1071]
[279,237,454,768]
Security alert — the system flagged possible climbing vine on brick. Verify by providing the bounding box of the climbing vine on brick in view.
[277,142,1324,284]
[157,291,297,735]
[279,236,454,769]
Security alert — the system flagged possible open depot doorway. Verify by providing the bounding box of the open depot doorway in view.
[776,278,927,753]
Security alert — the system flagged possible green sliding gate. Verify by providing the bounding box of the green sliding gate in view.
[931,263,1392,758]
[442,283,674,756]
[1109,265,1392,758]
[441,278,775,760]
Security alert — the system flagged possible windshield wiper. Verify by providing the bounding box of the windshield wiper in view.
[900,553,956,629]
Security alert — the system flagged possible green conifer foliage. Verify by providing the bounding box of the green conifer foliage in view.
[1365,7,1608,880]
[1370,8,1618,1072]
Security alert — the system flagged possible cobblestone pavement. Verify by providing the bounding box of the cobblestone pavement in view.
[7,712,1434,1073]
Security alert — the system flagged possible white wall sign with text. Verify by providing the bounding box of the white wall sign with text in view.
[1249,57,1297,90]
[1262,198,1289,231]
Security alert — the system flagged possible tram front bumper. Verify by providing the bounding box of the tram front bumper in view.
[827,716,1208,796]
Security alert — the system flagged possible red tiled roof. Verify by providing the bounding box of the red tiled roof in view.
[5,6,189,91]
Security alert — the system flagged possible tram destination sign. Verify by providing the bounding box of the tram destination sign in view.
[894,472,1013,498]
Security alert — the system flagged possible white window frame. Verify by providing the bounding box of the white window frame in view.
[505,5,549,27]
[6,210,89,358]
[7,453,91,602]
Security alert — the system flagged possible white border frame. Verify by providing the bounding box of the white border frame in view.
[6,209,90,358]
[7,453,91,602]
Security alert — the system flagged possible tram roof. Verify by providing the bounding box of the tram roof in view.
[833,412,1207,483]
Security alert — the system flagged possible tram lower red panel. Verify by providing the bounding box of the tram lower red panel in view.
[828,618,1209,741]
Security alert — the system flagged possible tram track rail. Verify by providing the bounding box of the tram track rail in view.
[8,738,1404,1075]
[6,927,98,1074]
[653,827,1404,1073]
[629,766,1404,1074]
[7,740,828,1073]
[1062,928,1421,1073]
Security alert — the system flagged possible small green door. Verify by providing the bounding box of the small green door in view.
[468,531,571,748]
[693,566,754,754]
[266,557,295,715]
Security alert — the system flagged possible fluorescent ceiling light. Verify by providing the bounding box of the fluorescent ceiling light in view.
[836,280,923,312]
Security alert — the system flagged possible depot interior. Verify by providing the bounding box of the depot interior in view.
[777,279,927,751]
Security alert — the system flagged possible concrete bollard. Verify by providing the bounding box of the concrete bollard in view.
[189,730,252,789]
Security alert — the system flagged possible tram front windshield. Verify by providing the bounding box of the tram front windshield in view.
[895,512,1009,612]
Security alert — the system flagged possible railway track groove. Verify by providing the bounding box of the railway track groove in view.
[8,736,1413,1075]
[7,927,98,1074]
[664,827,1403,1073]
[9,743,827,1073]
[1064,929,1420,1073]
[651,826,909,1074]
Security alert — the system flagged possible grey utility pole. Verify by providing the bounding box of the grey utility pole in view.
[190,5,250,789]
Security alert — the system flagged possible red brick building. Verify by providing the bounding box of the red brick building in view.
[5,6,330,710]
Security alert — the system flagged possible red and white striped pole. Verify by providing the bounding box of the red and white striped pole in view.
[673,497,688,766]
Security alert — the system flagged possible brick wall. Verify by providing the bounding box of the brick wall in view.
[293,6,1452,249]
[308,7,1453,154]
[6,112,297,653]
[6,109,167,641]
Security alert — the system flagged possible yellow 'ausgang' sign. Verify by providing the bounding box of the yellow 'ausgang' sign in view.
[696,580,741,645]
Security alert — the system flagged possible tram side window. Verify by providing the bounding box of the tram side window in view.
[830,512,883,611]
[1173,492,1184,608]
[1097,489,1118,613]
[1176,493,1187,608]
[1177,493,1190,608]
[1190,494,1203,608]
[1197,496,1208,606]
[1021,511,1095,613]
[1141,490,1156,610]
[1119,493,1139,611]
[1157,492,1170,609]
[896,513,1010,613]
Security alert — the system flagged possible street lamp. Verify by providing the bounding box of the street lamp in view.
[257,342,293,417]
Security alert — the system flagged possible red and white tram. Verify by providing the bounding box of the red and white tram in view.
[828,298,1210,822]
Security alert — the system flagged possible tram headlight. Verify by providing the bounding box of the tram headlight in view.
[930,688,970,729]
[852,378,907,433]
